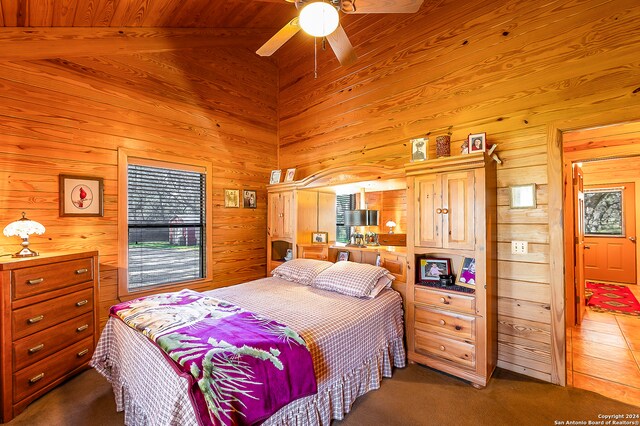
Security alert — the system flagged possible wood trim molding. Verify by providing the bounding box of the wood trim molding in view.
[117,147,214,299]
[0,27,274,61]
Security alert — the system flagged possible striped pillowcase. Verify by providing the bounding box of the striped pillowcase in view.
[271,259,334,285]
[312,261,394,298]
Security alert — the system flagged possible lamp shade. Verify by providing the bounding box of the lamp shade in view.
[344,210,379,226]
[299,2,340,37]
[385,220,397,228]
[3,212,45,238]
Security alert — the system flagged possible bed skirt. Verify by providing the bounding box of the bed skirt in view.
[92,319,406,426]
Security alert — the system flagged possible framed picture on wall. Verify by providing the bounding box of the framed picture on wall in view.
[59,175,104,217]
[311,232,328,244]
[243,190,257,208]
[224,189,240,208]
[468,133,486,153]
[410,137,428,162]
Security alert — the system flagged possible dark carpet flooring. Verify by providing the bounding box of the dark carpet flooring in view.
[6,364,639,425]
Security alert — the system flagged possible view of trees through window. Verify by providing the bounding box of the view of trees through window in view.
[584,189,623,236]
[127,164,206,289]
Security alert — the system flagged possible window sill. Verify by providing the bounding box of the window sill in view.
[118,277,213,302]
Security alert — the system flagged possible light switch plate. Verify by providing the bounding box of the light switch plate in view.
[511,241,528,254]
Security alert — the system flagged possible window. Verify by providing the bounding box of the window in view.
[336,194,356,243]
[584,188,624,236]
[127,163,206,290]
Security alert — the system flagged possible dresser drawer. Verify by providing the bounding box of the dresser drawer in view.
[414,306,475,340]
[13,288,94,340]
[12,258,93,301]
[414,287,475,314]
[13,337,93,403]
[414,329,475,368]
[13,313,94,372]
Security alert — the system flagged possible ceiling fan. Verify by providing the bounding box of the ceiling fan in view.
[256,0,424,66]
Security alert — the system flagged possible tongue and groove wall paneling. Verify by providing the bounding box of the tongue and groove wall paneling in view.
[275,0,640,384]
[0,35,279,329]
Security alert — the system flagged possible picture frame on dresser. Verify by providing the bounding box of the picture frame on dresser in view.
[418,257,451,282]
[456,257,476,288]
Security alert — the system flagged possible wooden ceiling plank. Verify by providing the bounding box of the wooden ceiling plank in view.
[29,0,55,26]
[52,0,79,26]
[0,27,274,61]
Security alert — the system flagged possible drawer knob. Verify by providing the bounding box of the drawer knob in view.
[75,268,88,275]
[76,324,89,332]
[439,319,446,326]
[29,373,44,384]
[28,344,45,354]
[439,345,446,351]
[439,297,449,305]
[442,208,449,214]
[76,299,89,307]
[77,349,89,357]
[436,208,442,214]
[28,315,44,324]
[27,278,44,285]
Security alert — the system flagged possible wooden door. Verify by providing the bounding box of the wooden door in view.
[573,164,586,325]
[415,174,440,247]
[268,192,283,237]
[442,171,475,250]
[281,191,294,239]
[584,183,636,284]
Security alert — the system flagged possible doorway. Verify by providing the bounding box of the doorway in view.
[562,124,640,406]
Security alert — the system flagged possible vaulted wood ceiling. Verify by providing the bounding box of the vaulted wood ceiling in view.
[0,0,296,28]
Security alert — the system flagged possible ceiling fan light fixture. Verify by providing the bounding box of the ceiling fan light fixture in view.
[299,2,339,37]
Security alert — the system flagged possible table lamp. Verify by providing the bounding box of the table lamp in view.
[3,212,46,257]
[386,220,397,234]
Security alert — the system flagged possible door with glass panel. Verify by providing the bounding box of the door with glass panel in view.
[583,183,637,284]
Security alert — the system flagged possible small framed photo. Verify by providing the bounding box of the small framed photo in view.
[510,184,537,209]
[419,257,451,282]
[468,133,486,153]
[311,231,328,244]
[457,257,476,288]
[243,190,257,208]
[269,170,282,184]
[59,175,104,217]
[410,137,428,162]
[337,250,350,262]
[284,168,296,182]
[224,189,240,208]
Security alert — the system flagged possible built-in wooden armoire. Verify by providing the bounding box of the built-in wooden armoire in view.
[405,152,497,388]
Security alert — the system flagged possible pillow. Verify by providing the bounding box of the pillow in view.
[271,259,334,285]
[312,261,394,298]
[366,273,395,299]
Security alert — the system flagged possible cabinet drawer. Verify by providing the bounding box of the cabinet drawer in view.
[12,258,93,300]
[13,313,94,372]
[13,337,93,403]
[414,306,475,340]
[13,288,94,340]
[414,287,475,314]
[380,254,406,282]
[414,329,475,368]
[298,244,328,260]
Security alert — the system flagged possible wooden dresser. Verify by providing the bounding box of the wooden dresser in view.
[405,153,497,388]
[0,251,99,422]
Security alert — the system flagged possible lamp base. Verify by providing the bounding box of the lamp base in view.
[13,247,38,258]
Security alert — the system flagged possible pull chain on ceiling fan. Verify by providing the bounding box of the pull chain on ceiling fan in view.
[256,0,424,71]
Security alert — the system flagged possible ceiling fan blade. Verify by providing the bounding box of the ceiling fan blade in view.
[341,0,423,13]
[256,18,301,56]
[326,24,357,66]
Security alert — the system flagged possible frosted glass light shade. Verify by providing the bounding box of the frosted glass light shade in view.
[299,2,339,37]
[3,212,45,257]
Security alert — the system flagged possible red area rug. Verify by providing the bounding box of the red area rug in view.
[586,282,640,317]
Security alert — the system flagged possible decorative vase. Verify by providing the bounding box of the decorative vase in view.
[436,135,451,158]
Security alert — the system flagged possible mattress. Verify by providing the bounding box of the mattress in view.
[91,276,406,425]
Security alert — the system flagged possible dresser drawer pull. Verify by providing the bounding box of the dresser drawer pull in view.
[28,344,45,354]
[27,278,45,285]
[77,349,89,357]
[75,268,89,275]
[76,299,88,307]
[439,345,446,351]
[76,324,89,332]
[28,315,44,324]
[29,373,44,384]
[439,319,446,326]
[439,297,450,305]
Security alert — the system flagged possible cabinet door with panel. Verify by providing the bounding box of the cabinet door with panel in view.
[415,171,475,250]
[268,191,293,239]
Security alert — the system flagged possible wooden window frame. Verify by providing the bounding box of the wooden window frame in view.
[117,148,213,299]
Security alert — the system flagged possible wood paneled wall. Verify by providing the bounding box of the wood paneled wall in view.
[276,0,640,383]
[364,190,407,235]
[0,40,279,328]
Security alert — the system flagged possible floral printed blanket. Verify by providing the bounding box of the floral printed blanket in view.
[110,289,317,426]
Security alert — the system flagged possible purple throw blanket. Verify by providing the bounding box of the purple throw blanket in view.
[110,289,317,426]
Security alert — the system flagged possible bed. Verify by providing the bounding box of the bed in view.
[91,261,405,425]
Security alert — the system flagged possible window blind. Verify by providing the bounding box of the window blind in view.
[127,164,206,289]
[336,194,356,243]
